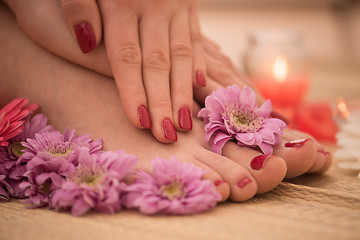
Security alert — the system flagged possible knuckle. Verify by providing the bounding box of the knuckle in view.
[151,98,172,111]
[61,0,86,14]
[170,42,193,58]
[215,61,232,79]
[191,29,203,42]
[143,49,170,72]
[123,85,143,98]
[114,44,142,66]
[176,86,192,99]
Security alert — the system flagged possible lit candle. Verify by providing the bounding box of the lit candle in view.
[254,55,309,108]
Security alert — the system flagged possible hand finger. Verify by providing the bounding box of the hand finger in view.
[193,77,223,106]
[98,1,151,130]
[189,2,207,88]
[140,10,177,143]
[61,0,101,53]
[203,38,253,87]
[170,10,193,131]
[204,50,265,105]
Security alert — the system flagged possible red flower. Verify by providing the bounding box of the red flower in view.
[0,98,38,146]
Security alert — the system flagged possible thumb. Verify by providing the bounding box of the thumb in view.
[61,0,102,53]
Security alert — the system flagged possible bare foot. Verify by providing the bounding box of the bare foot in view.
[0,4,331,204]
[2,0,331,181]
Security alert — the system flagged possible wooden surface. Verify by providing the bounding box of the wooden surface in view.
[1,145,360,240]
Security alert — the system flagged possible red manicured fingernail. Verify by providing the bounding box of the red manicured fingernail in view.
[74,22,96,53]
[237,177,252,188]
[137,105,151,129]
[250,154,269,170]
[285,138,310,148]
[196,70,206,87]
[179,107,192,130]
[162,118,177,141]
[270,110,290,125]
[214,180,226,187]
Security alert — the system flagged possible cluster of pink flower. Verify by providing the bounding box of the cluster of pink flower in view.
[0,98,221,216]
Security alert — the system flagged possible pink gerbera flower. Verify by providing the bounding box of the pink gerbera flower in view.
[51,148,137,216]
[0,114,53,199]
[0,98,38,147]
[123,157,221,215]
[19,129,103,207]
[198,85,287,155]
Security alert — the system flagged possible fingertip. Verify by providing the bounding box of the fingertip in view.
[178,106,193,131]
[74,21,97,53]
[137,105,152,129]
[195,69,206,87]
[61,0,102,53]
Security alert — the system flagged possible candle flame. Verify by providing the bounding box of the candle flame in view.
[336,97,350,119]
[273,55,288,82]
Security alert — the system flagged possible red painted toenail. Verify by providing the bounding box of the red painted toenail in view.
[214,180,226,186]
[285,138,310,148]
[237,177,252,188]
[162,118,177,141]
[138,105,152,129]
[250,154,269,170]
[317,149,330,155]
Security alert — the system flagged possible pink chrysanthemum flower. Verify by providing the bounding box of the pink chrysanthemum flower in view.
[198,85,287,155]
[123,157,221,215]
[0,114,54,199]
[0,174,12,201]
[19,129,103,207]
[51,148,137,216]
[0,98,38,147]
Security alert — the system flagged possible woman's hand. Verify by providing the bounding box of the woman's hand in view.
[5,0,207,143]
[60,0,207,143]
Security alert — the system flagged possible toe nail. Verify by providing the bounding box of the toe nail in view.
[237,177,252,188]
[250,154,270,170]
[317,149,330,155]
[214,180,226,186]
[285,138,310,148]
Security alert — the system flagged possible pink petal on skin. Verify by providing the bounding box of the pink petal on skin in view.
[258,142,273,155]
[257,99,272,117]
[203,96,225,117]
[213,133,233,154]
[240,86,257,108]
[235,132,256,145]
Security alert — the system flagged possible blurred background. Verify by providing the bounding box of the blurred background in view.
[197,0,360,102]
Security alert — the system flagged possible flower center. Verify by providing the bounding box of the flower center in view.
[160,181,184,200]
[69,165,104,187]
[223,104,264,133]
[8,141,25,157]
[45,142,74,157]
